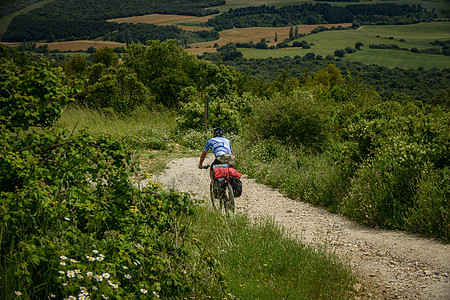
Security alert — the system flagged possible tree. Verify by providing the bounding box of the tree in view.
[334,49,346,57]
[355,42,364,50]
[274,32,278,42]
[67,54,87,75]
[289,26,294,40]
[94,46,119,67]
[295,25,299,37]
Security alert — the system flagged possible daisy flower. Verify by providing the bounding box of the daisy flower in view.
[77,274,84,279]
[102,273,110,279]
[60,262,66,266]
[140,289,147,294]
[14,291,22,296]
[124,274,131,279]
[50,294,56,298]
[92,286,98,291]
[86,271,93,278]
[122,266,128,269]
[102,295,109,299]
[60,256,67,260]
[87,256,95,262]
[67,270,75,278]
[96,256,104,261]
[92,250,99,254]
[94,275,103,282]
[68,296,76,300]
[62,282,68,286]
[59,271,65,275]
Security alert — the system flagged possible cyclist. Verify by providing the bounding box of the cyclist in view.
[198,127,235,181]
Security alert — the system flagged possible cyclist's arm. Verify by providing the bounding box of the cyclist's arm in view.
[198,150,208,169]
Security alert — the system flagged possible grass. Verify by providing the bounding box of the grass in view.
[59,108,358,298]
[345,49,450,69]
[59,106,199,174]
[193,208,356,299]
[60,106,176,137]
[238,22,450,69]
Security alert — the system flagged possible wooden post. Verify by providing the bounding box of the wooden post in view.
[204,94,209,133]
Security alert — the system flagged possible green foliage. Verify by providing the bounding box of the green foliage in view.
[340,104,449,237]
[79,63,154,114]
[407,167,449,240]
[205,3,435,30]
[93,47,119,67]
[0,59,71,131]
[122,40,238,108]
[0,55,227,298]
[246,88,329,151]
[176,92,254,134]
[236,65,449,241]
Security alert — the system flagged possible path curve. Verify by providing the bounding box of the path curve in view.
[153,156,450,299]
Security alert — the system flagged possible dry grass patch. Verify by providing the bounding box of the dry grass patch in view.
[186,23,351,55]
[36,40,125,51]
[107,14,215,31]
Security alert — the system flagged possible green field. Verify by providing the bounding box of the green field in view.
[239,22,450,69]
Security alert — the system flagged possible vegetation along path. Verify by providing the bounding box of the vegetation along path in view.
[154,155,450,299]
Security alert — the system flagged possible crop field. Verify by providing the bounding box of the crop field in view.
[237,22,450,69]
[107,14,215,31]
[185,23,351,55]
[34,40,125,51]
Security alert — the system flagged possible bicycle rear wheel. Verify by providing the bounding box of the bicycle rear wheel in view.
[210,181,218,210]
[224,182,235,213]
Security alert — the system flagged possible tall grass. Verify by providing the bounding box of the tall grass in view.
[193,207,356,299]
[234,140,350,212]
[60,106,177,149]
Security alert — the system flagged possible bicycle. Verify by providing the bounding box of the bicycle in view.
[203,164,235,213]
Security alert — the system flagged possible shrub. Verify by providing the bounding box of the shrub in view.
[407,166,449,241]
[245,88,329,151]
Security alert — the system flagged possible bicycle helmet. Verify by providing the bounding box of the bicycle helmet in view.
[213,127,224,137]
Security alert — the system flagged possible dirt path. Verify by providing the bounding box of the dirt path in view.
[153,156,450,299]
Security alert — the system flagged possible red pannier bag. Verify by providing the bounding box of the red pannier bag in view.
[213,166,242,180]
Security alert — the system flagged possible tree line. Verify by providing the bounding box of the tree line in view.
[2,0,224,43]
[205,3,437,31]
[200,53,449,108]
[0,0,42,18]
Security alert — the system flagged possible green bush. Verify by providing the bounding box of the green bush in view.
[245,88,329,152]
[176,92,246,134]
[407,166,449,241]
[0,55,227,298]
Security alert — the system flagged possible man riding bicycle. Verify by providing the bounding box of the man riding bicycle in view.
[198,127,235,181]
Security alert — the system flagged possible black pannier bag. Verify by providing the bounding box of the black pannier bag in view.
[230,177,242,197]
